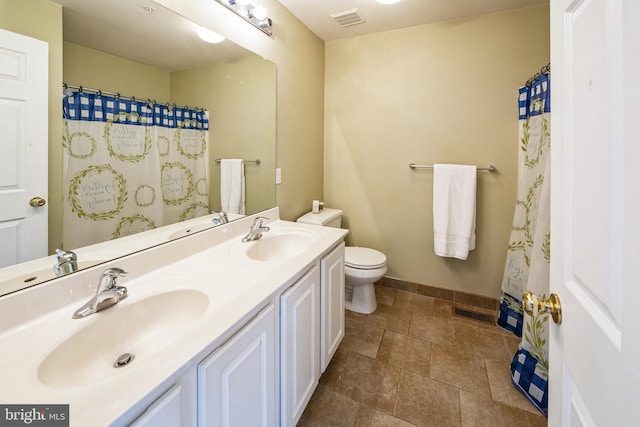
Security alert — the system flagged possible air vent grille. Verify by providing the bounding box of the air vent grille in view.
[330,8,366,27]
[452,307,496,325]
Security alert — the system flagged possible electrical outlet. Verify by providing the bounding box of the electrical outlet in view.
[275,167,282,184]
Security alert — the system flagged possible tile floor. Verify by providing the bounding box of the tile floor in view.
[298,283,548,427]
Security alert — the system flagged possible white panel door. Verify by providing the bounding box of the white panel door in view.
[320,242,345,372]
[549,0,640,425]
[281,264,321,427]
[198,304,277,427]
[0,29,48,268]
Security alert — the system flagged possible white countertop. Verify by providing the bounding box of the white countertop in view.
[0,208,348,426]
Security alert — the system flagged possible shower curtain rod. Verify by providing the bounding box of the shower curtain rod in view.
[524,63,550,87]
[63,83,206,112]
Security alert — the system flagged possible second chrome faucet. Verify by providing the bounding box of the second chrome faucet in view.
[242,217,270,242]
[72,268,129,319]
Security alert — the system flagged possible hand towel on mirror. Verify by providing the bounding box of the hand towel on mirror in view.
[433,164,477,260]
[220,159,245,215]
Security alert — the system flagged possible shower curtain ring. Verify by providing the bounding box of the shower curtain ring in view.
[79,86,83,93]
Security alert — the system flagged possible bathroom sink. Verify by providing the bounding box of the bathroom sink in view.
[37,289,209,388]
[230,228,318,262]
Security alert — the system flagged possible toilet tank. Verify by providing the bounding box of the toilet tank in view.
[296,208,343,228]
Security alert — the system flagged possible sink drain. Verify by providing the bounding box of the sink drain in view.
[114,352,135,368]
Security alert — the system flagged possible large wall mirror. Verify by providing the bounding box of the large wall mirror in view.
[0,0,276,296]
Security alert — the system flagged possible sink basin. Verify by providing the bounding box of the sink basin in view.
[37,289,209,388]
[230,228,318,262]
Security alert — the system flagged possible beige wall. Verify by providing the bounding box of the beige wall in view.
[63,42,171,101]
[153,0,326,221]
[171,56,277,214]
[324,6,550,298]
[0,0,63,254]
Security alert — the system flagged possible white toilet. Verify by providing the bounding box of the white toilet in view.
[297,208,387,314]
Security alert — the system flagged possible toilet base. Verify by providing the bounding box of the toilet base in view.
[345,282,377,314]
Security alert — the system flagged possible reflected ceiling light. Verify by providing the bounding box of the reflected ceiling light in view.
[376,0,402,4]
[213,0,273,37]
[196,26,226,43]
[250,6,268,21]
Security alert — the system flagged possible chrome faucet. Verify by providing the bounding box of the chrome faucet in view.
[53,249,78,277]
[242,217,270,242]
[72,268,129,319]
[211,211,229,225]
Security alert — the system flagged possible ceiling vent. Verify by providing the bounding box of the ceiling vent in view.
[330,8,366,27]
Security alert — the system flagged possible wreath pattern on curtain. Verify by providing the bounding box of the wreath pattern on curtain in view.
[62,91,210,249]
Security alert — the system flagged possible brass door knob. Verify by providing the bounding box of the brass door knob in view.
[29,197,46,207]
[522,291,562,325]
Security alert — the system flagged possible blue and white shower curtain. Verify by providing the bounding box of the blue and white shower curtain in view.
[497,74,550,416]
[62,91,210,249]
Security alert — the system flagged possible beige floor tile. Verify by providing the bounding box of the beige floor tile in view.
[334,353,401,414]
[341,318,385,358]
[448,323,512,361]
[377,331,431,377]
[347,303,413,335]
[394,290,435,314]
[429,344,490,396]
[394,371,461,427]
[459,389,547,427]
[319,346,351,390]
[298,384,361,427]
[485,359,543,415]
[409,312,457,346]
[375,284,397,307]
[355,405,417,427]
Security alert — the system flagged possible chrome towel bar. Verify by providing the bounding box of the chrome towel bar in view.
[215,158,261,165]
[409,163,496,172]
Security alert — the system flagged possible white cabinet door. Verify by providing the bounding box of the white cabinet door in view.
[129,385,183,427]
[320,242,345,372]
[280,264,321,427]
[198,304,277,427]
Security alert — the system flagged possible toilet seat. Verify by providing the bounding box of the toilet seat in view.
[345,247,386,270]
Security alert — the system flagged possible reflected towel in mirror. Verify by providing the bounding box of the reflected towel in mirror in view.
[220,159,245,215]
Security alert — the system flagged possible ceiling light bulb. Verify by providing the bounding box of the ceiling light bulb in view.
[251,6,268,20]
[376,0,402,4]
[196,26,225,44]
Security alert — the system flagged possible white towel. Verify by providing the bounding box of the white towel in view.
[433,164,477,260]
[220,159,245,215]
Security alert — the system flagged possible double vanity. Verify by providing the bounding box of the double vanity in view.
[0,208,348,426]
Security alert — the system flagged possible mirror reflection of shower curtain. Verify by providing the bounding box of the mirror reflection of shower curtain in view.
[61,91,209,249]
[497,74,550,417]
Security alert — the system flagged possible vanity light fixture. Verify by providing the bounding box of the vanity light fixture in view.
[196,26,226,44]
[213,0,273,36]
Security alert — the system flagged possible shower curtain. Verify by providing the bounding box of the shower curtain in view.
[497,73,550,416]
[62,91,210,249]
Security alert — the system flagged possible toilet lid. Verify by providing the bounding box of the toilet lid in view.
[345,247,386,269]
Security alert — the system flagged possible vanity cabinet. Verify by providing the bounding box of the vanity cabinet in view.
[320,242,345,372]
[280,264,321,427]
[129,385,184,427]
[197,303,277,427]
